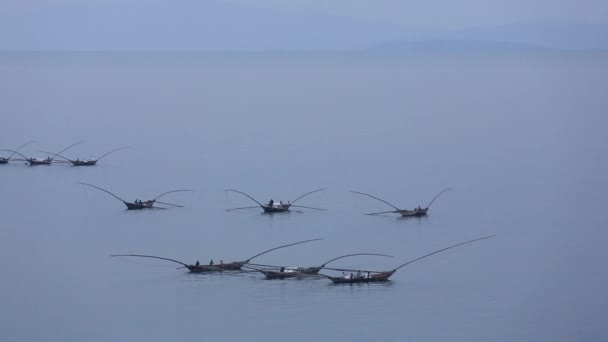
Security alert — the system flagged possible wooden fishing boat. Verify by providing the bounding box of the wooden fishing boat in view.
[111,238,323,273]
[42,145,128,166]
[325,271,395,284]
[350,188,452,217]
[396,208,428,217]
[261,203,291,213]
[225,188,327,214]
[321,235,495,284]
[258,268,322,280]
[3,141,84,166]
[80,182,193,210]
[252,253,393,280]
[27,157,53,165]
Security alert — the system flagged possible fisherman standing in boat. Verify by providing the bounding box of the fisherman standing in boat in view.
[195,260,200,266]
[209,260,214,266]
[269,199,274,207]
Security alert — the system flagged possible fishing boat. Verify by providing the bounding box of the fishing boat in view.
[321,235,495,284]
[3,141,84,166]
[42,145,128,166]
[111,238,323,273]
[350,188,452,217]
[326,271,394,284]
[225,188,327,213]
[252,253,393,280]
[80,182,194,210]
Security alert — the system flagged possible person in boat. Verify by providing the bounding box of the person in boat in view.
[350,273,354,279]
[195,260,200,266]
[342,272,347,278]
[280,266,285,273]
[219,260,224,266]
[269,199,274,207]
[366,271,370,279]
[209,260,214,266]
[356,270,363,278]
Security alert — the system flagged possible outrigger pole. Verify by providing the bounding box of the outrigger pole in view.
[80,183,193,209]
[351,188,453,216]
[111,238,323,272]
[323,235,496,275]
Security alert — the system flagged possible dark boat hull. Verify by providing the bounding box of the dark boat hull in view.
[327,271,395,284]
[71,160,97,166]
[399,208,428,217]
[28,159,52,165]
[124,201,155,210]
[0,158,8,164]
[260,267,321,279]
[187,262,244,273]
[262,204,291,213]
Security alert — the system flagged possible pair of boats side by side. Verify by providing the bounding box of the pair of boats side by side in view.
[112,235,495,284]
[224,188,453,217]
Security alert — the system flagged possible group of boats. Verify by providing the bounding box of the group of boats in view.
[2,141,450,216]
[112,236,495,284]
[0,141,126,166]
[4,140,493,285]
[3,141,452,216]
[79,183,453,216]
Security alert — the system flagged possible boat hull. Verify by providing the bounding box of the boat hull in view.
[71,160,97,166]
[262,204,291,213]
[187,262,244,273]
[399,208,428,217]
[124,201,155,210]
[261,267,321,279]
[327,271,395,284]
[28,159,52,165]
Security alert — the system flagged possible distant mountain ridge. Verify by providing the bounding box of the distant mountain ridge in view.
[425,23,608,51]
[368,39,556,53]
[0,1,606,52]
[369,23,608,53]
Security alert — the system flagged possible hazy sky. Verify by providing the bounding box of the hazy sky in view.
[0,0,607,50]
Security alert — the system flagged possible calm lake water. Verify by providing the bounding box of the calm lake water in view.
[1,51,606,341]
